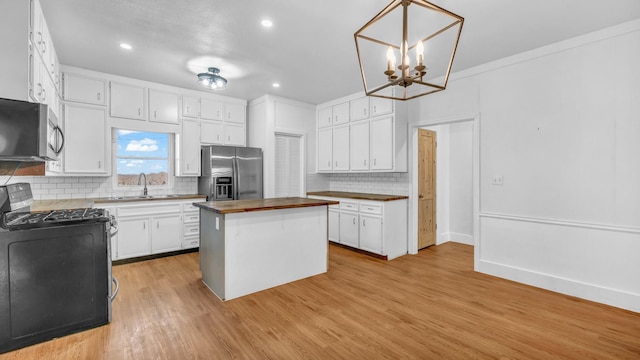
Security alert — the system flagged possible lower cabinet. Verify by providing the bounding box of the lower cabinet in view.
[308,195,408,260]
[104,199,201,261]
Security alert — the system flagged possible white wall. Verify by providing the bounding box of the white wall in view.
[407,19,640,312]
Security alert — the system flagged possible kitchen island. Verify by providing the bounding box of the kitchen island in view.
[193,197,338,301]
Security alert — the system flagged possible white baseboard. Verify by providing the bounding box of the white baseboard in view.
[477,259,640,313]
[449,232,473,245]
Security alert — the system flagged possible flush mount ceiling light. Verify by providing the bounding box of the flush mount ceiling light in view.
[197,67,228,90]
[354,0,464,101]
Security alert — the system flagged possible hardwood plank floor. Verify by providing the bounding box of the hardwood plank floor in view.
[2,243,639,359]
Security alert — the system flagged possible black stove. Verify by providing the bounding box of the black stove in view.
[2,208,111,230]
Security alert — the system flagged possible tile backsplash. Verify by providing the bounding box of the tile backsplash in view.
[0,175,197,200]
[328,173,410,196]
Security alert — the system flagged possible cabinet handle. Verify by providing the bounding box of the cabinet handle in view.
[154,110,157,118]
[97,92,101,101]
[228,136,230,142]
[217,110,220,118]
[157,221,159,229]
[327,161,330,167]
[374,158,376,166]
[186,105,190,113]
[373,105,377,113]
[363,219,366,226]
[187,163,190,170]
[353,218,355,225]
[143,222,146,230]
[217,134,220,141]
[335,161,338,167]
[41,88,47,101]
[363,108,366,115]
[98,161,101,169]
[364,160,366,166]
[138,108,141,116]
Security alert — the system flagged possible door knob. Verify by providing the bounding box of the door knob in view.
[419,194,424,199]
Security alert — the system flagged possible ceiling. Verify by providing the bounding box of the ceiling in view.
[41,0,640,105]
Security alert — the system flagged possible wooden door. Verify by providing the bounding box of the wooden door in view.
[418,129,436,249]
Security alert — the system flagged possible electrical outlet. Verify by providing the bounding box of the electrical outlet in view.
[492,176,504,186]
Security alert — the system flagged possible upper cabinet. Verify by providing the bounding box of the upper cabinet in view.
[316,91,407,173]
[225,103,246,124]
[182,95,200,118]
[149,89,179,124]
[62,72,106,106]
[201,98,224,120]
[109,82,146,120]
[63,103,108,175]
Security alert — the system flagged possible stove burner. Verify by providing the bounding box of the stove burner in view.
[2,208,110,230]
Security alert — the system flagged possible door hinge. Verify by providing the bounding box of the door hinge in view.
[435,224,437,230]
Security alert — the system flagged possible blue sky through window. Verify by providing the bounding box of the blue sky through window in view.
[116,130,169,175]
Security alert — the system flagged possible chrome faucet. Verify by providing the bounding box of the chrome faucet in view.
[137,172,148,196]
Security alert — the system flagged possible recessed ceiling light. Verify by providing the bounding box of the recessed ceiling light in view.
[120,43,132,50]
[272,83,280,88]
[261,19,273,28]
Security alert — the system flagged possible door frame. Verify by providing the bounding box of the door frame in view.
[408,113,480,269]
[274,129,307,197]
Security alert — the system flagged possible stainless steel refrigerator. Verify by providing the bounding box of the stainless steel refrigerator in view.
[198,145,263,201]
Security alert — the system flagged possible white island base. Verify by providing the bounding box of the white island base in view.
[197,200,331,301]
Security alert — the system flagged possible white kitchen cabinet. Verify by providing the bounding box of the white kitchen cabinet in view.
[182,95,200,118]
[116,217,151,260]
[63,103,107,174]
[178,118,201,176]
[317,106,333,128]
[182,203,200,249]
[316,90,406,173]
[63,72,106,105]
[328,208,340,242]
[111,201,191,260]
[350,96,369,121]
[201,121,223,144]
[370,95,393,117]
[308,195,408,260]
[317,127,333,171]
[332,102,350,125]
[201,98,224,120]
[149,89,179,124]
[225,102,246,124]
[359,214,383,254]
[350,120,370,171]
[110,81,146,120]
[332,125,350,171]
[370,116,394,170]
[224,123,245,146]
[339,211,359,248]
[151,215,183,253]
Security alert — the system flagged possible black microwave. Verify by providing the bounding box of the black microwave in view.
[0,98,63,161]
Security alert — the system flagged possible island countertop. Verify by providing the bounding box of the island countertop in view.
[193,197,339,214]
[307,191,409,202]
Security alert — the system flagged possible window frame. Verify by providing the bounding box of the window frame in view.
[111,128,175,191]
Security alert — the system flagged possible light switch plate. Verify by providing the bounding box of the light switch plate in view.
[492,176,504,185]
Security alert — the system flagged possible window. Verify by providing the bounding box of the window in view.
[115,129,171,186]
[274,133,303,197]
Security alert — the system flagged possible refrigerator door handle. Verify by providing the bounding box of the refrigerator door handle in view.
[233,157,239,200]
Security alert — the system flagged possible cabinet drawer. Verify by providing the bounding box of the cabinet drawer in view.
[184,223,200,236]
[182,235,199,249]
[117,203,182,217]
[183,203,201,212]
[340,201,359,211]
[359,202,382,215]
[183,211,199,224]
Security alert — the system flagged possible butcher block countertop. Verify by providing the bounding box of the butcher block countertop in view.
[194,197,339,214]
[307,191,408,202]
[31,194,206,212]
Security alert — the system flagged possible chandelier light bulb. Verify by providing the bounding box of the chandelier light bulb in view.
[386,47,396,71]
[416,40,424,66]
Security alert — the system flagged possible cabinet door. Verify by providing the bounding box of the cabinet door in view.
[350,96,369,121]
[333,102,350,125]
[317,127,333,172]
[359,214,383,254]
[317,106,333,128]
[151,215,183,253]
[201,121,223,144]
[63,104,107,174]
[225,103,246,124]
[63,73,106,105]
[117,218,150,259]
[223,123,245,146]
[332,125,350,171]
[110,82,145,120]
[180,119,201,176]
[370,96,393,117]
[182,95,200,118]
[370,116,394,170]
[339,212,359,247]
[200,98,224,120]
[350,120,370,171]
[149,89,179,124]
[28,43,42,103]
[328,209,340,243]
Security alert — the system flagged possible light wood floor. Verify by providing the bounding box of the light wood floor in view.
[2,243,639,359]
